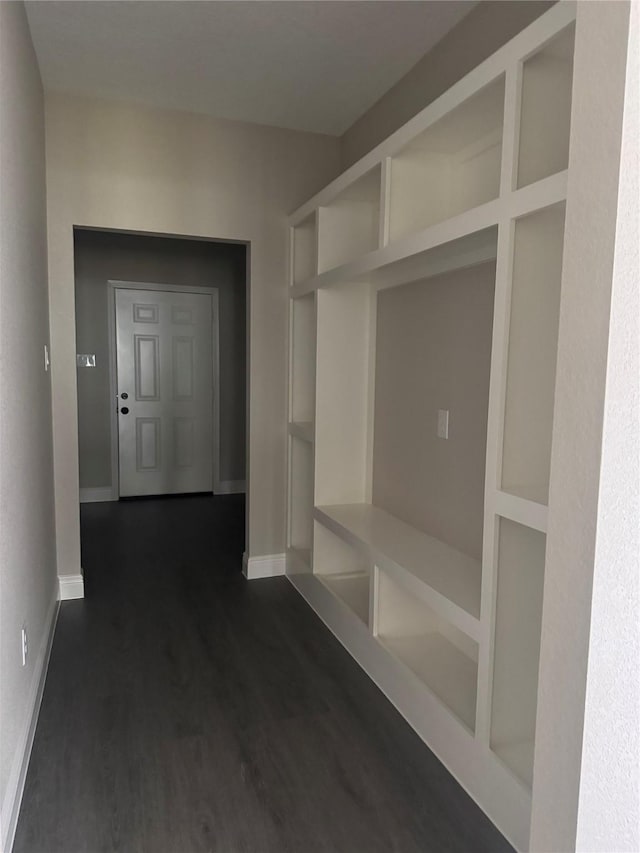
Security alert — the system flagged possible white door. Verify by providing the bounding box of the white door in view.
[115,288,213,497]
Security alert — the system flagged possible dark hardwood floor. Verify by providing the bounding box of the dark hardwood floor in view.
[14,495,512,853]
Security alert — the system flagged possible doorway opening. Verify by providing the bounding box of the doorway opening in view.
[73,227,248,576]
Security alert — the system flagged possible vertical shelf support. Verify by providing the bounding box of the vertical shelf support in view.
[476,60,522,744]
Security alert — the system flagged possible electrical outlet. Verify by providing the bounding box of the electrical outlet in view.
[437,409,449,440]
[21,626,28,666]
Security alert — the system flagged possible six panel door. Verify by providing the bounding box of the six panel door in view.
[115,288,214,497]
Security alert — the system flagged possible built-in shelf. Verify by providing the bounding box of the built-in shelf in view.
[314,283,374,508]
[379,634,478,732]
[492,740,535,789]
[285,4,578,846]
[377,571,478,731]
[490,518,546,789]
[316,503,481,639]
[318,572,370,625]
[291,206,499,298]
[494,489,548,533]
[388,77,504,242]
[317,166,381,272]
[517,25,575,189]
[501,203,565,506]
[290,293,316,424]
[287,546,312,574]
[288,437,313,554]
[313,521,370,625]
[288,421,314,443]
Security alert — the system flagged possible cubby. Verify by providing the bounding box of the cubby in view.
[501,203,565,505]
[291,214,317,285]
[317,167,381,272]
[377,571,478,731]
[517,26,575,189]
[288,436,314,569]
[490,518,546,787]
[388,77,504,242]
[289,293,316,427]
[285,6,576,847]
[313,522,370,625]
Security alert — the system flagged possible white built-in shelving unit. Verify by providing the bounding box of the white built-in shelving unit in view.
[285,6,576,849]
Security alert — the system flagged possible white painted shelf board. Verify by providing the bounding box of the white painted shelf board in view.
[317,572,370,625]
[492,739,535,789]
[291,201,500,297]
[509,169,568,220]
[500,482,548,508]
[288,421,314,443]
[315,504,481,639]
[378,633,477,732]
[369,227,497,292]
[494,489,548,533]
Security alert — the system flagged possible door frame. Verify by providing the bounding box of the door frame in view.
[107,279,222,497]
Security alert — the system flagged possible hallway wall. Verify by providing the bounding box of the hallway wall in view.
[45,93,341,578]
[74,230,246,490]
[0,3,58,849]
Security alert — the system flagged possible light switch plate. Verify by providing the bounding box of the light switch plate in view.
[437,409,449,439]
[44,344,50,372]
[76,353,96,368]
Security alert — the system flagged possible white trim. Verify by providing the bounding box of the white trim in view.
[106,280,221,497]
[58,574,85,601]
[1,594,59,853]
[242,553,286,580]
[79,487,116,504]
[215,479,246,495]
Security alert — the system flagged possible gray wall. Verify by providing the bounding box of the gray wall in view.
[74,229,246,489]
[341,1,555,168]
[0,3,58,847]
[373,263,495,560]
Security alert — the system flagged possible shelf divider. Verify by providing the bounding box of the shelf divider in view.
[494,489,547,533]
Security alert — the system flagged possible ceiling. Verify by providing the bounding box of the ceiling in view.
[25,1,475,136]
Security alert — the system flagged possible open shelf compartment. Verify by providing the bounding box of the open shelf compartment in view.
[289,293,316,426]
[517,25,575,189]
[314,521,370,625]
[490,517,546,787]
[388,77,504,242]
[287,436,314,573]
[291,213,317,285]
[501,202,565,506]
[317,166,381,273]
[315,503,481,639]
[376,570,478,731]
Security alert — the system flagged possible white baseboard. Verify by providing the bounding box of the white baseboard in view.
[79,487,116,504]
[242,552,286,580]
[215,480,246,495]
[1,593,59,853]
[58,573,85,600]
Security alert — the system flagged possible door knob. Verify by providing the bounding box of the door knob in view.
[120,407,129,415]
